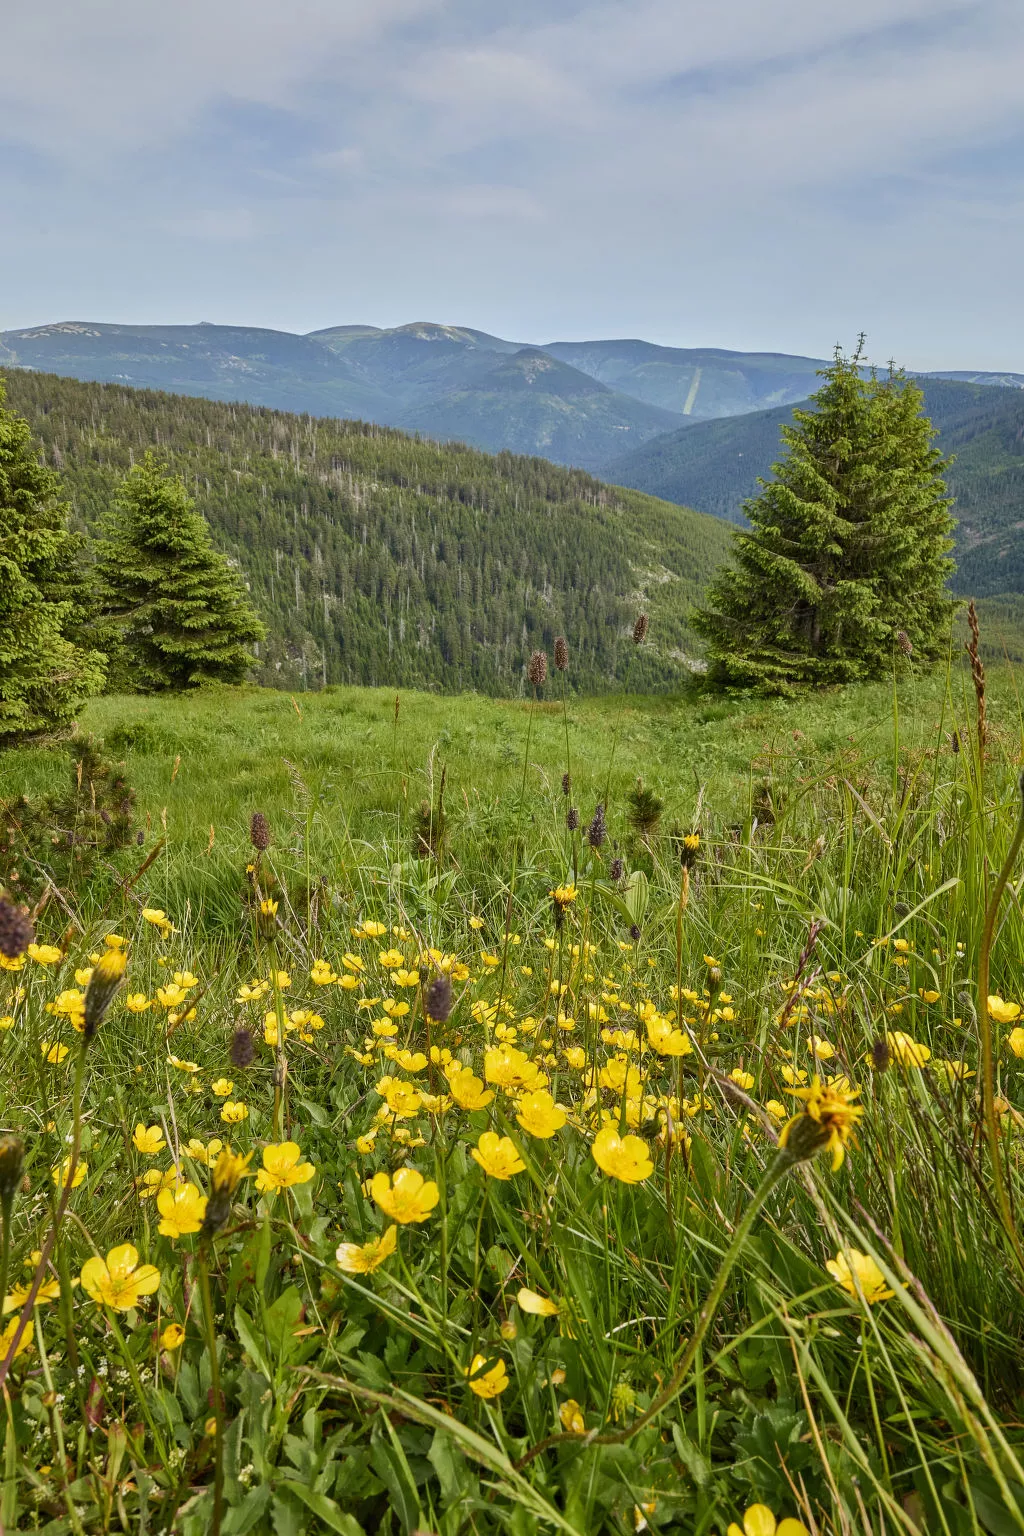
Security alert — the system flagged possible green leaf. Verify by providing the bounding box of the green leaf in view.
[263,1285,304,1365]
[233,1306,272,1381]
[220,1483,272,1535]
[278,1483,366,1535]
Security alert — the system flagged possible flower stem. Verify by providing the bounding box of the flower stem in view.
[197,1243,224,1534]
[977,772,1024,1271]
[0,1046,86,1390]
[514,1147,794,1469]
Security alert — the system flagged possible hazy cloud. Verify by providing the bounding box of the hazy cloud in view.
[1,0,1022,368]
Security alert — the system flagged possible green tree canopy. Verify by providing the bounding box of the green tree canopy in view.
[96,454,265,691]
[694,343,957,692]
[0,383,105,741]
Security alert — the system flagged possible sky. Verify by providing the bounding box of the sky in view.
[2,0,1023,370]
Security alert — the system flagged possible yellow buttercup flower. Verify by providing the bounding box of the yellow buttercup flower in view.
[464,1353,508,1399]
[515,1089,567,1139]
[3,1278,60,1314]
[142,908,175,936]
[52,1156,86,1191]
[448,1068,494,1111]
[886,1031,931,1068]
[211,1078,234,1097]
[124,993,152,1013]
[471,1131,525,1180]
[369,1168,439,1224]
[220,1101,249,1124]
[156,1182,208,1238]
[1008,1028,1024,1059]
[826,1249,894,1304]
[0,1316,34,1358]
[255,1142,316,1194]
[727,1505,809,1536]
[138,1168,179,1200]
[988,995,1021,1024]
[80,1244,161,1311]
[27,943,62,965]
[160,1323,186,1350]
[559,1399,585,1433]
[167,1054,199,1073]
[591,1126,653,1184]
[517,1288,559,1316]
[41,1041,69,1065]
[335,1224,398,1274]
[133,1124,166,1156]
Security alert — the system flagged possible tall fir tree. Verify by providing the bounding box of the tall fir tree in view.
[694,342,957,692]
[96,454,265,691]
[0,383,106,741]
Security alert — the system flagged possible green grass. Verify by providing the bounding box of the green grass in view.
[1,661,1024,1533]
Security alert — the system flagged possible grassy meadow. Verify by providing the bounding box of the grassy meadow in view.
[1,658,1024,1533]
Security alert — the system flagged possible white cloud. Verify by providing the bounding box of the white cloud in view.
[2,0,1024,366]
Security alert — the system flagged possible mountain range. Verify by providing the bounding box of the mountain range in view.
[4,318,1020,473]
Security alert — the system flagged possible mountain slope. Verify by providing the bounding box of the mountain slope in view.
[1,368,731,693]
[0,320,394,421]
[5,319,1018,472]
[400,349,685,469]
[603,379,1024,597]
[541,340,834,419]
[0,321,682,469]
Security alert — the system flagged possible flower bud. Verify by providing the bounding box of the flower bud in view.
[0,1136,25,1207]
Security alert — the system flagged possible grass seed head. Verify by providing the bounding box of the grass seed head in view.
[0,899,33,960]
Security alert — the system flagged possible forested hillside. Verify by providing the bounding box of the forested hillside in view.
[1,369,731,693]
[605,379,1024,598]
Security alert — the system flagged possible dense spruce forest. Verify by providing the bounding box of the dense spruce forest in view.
[1,369,731,693]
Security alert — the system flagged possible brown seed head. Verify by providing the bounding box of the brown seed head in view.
[0,899,33,960]
[425,973,453,1023]
[632,613,649,646]
[553,637,569,672]
[249,811,271,851]
[527,651,548,688]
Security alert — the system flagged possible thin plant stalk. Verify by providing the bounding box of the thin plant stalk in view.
[976,771,1024,1273]
[514,1145,795,1469]
[197,1243,225,1535]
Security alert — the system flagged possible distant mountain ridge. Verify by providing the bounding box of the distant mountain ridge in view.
[2,317,1018,471]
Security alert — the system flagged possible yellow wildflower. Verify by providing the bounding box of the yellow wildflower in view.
[465,1353,508,1399]
[255,1142,316,1193]
[471,1131,525,1180]
[826,1249,894,1304]
[80,1244,161,1311]
[591,1127,653,1184]
[335,1225,398,1274]
[368,1168,439,1224]
[133,1124,166,1156]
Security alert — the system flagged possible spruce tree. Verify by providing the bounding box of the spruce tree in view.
[694,342,957,692]
[97,455,265,691]
[0,383,106,741]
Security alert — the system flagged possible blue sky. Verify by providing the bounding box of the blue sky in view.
[2,0,1022,369]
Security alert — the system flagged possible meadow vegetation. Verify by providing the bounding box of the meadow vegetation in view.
[0,651,1023,1533]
